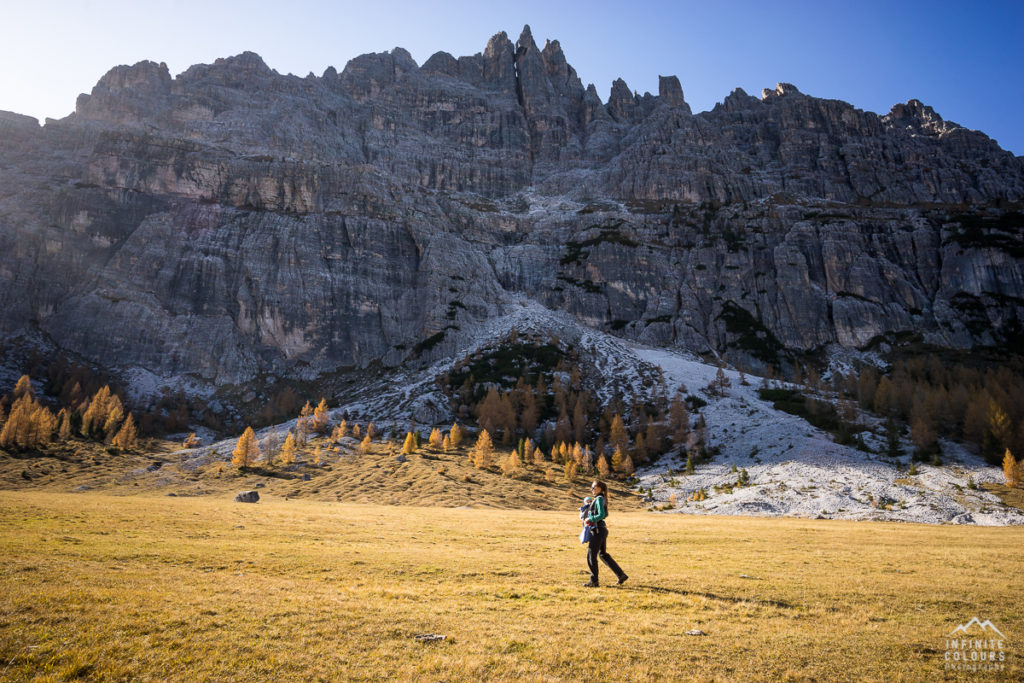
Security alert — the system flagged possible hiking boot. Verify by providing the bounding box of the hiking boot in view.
[616,575,629,585]
[583,580,599,587]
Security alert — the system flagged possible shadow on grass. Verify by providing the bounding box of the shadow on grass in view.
[631,584,795,610]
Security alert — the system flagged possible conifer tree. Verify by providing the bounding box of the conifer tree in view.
[232,427,260,468]
[450,422,464,447]
[57,408,72,442]
[332,420,348,441]
[184,432,200,449]
[669,394,689,449]
[402,431,417,455]
[111,414,137,451]
[571,442,584,466]
[609,414,628,454]
[313,398,331,434]
[685,451,695,475]
[501,450,522,477]
[582,445,594,474]
[367,422,378,440]
[313,445,322,465]
[429,427,444,449]
[471,429,494,469]
[102,401,124,442]
[597,453,611,478]
[1004,449,1021,488]
[523,438,536,464]
[620,452,635,476]
[352,423,361,438]
[633,432,648,465]
[611,445,626,473]
[519,391,539,437]
[280,432,297,464]
[563,458,578,481]
[359,433,372,454]
[555,406,572,445]
[12,375,33,400]
[442,434,451,452]
[573,397,587,444]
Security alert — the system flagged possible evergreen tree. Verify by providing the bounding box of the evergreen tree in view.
[886,417,903,458]
[685,452,694,475]
[232,427,260,468]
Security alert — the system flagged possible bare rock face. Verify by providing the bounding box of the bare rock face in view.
[0,26,1022,414]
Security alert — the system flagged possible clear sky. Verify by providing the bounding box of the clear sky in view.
[1,0,1021,155]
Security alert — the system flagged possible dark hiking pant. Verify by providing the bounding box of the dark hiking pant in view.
[587,524,626,584]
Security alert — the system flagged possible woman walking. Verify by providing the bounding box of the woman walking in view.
[583,480,628,587]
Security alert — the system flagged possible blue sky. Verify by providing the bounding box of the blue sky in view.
[1,0,1021,154]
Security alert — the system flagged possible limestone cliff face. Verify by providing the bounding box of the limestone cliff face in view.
[0,26,1022,406]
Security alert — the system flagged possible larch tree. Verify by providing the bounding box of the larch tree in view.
[111,413,138,451]
[442,434,452,452]
[450,422,464,447]
[428,427,444,449]
[12,375,34,400]
[280,432,297,465]
[232,427,260,468]
[609,414,628,454]
[471,429,494,469]
[332,419,348,441]
[56,408,72,441]
[669,394,689,449]
[313,398,331,434]
[501,449,522,477]
[1004,449,1021,488]
[611,445,626,474]
[519,391,539,437]
[359,433,372,454]
[402,431,417,455]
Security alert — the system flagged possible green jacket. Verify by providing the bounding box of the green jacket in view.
[587,495,608,524]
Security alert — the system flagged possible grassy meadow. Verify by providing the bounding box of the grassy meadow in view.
[1,491,1021,681]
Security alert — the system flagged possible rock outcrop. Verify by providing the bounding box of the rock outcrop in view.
[0,26,1021,417]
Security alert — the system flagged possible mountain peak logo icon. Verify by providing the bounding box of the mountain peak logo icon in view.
[949,618,1006,639]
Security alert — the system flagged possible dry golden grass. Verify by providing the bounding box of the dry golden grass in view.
[1,491,1021,681]
[0,437,645,511]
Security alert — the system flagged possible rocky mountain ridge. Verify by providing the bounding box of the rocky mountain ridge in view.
[0,25,1022,421]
